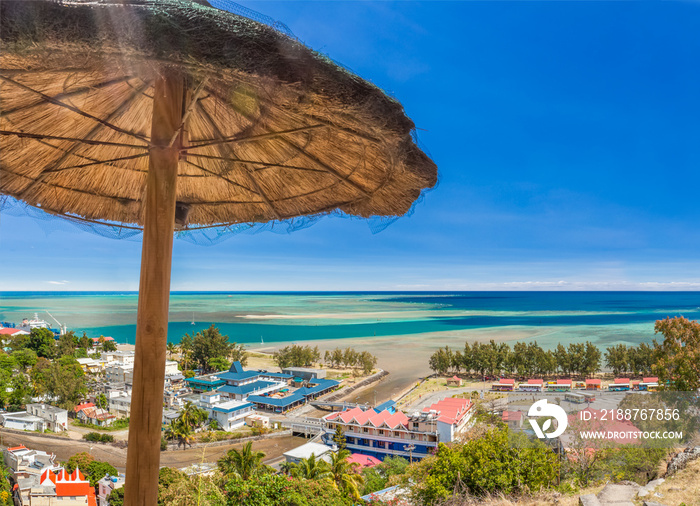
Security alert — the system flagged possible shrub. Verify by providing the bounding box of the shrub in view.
[83,432,114,443]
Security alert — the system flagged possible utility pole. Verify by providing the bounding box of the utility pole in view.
[403,444,416,464]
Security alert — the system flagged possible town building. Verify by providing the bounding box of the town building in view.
[109,395,132,418]
[97,473,125,506]
[26,404,68,432]
[1,411,49,432]
[76,357,104,374]
[446,375,462,387]
[501,410,524,429]
[245,414,270,429]
[34,467,97,506]
[323,397,474,461]
[76,406,116,427]
[216,361,292,401]
[105,359,178,384]
[3,445,57,505]
[281,367,327,381]
[185,373,225,393]
[194,392,255,431]
[246,377,339,413]
[585,378,602,390]
[283,442,333,465]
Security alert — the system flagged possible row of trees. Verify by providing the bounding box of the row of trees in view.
[273,344,320,368]
[428,339,657,378]
[323,347,378,374]
[271,344,379,375]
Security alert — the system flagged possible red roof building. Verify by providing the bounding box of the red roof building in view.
[347,453,381,469]
[0,328,29,336]
[39,467,96,506]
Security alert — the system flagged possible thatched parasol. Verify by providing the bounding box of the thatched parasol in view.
[0,0,437,503]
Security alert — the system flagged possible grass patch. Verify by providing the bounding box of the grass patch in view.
[71,418,129,431]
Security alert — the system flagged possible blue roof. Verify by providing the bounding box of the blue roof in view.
[261,372,293,379]
[217,380,277,396]
[247,393,305,408]
[212,402,254,414]
[373,400,396,413]
[186,377,224,386]
[218,369,260,382]
[298,378,339,396]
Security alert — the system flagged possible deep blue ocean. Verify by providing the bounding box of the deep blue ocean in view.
[1,291,698,348]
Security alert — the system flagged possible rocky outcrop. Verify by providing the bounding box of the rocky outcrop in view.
[664,446,700,477]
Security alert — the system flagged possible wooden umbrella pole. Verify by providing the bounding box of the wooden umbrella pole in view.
[125,67,185,506]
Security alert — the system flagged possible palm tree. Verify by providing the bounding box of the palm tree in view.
[167,342,178,359]
[328,449,363,500]
[217,441,266,480]
[179,401,206,431]
[290,454,332,481]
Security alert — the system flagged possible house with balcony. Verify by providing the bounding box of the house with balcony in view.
[323,397,474,461]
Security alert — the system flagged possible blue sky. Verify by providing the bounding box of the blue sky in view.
[3,1,700,291]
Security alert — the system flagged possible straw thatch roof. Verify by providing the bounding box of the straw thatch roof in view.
[0,0,437,229]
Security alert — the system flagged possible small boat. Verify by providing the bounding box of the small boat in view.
[191,312,195,325]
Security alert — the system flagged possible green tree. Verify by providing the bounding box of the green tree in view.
[328,449,363,500]
[409,427,559,504]
[288,454,331,481]
[192,326,233,373]
[45,356,87,409]
[208,356,230,372]
[56,331,78,357]
[77,332,93,350]
[605,344,629,376]
[429,346,453,375]
[652,317,700,391]
[583,341,602,377]
[96,393,108,410]
[554,343,570,376]
[11,348,37,371]
[86,461,118,487]
[217,441,266,480]
[8,374,32,407]
[332,425,347,451]
[229,342,248,366]
[27,327,55,359]
[66,452,95,473]
[102,340,117,352]
[166,342,177,359]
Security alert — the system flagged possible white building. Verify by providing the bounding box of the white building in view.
[194,393,256,431]
[26,403,68,432]
[109,395,132,418]
[105,360,179,384]
[98,473,125,506]
[283,442,333,465]
[3,445,57,505]
[0,411,47,431]
[211,400,255,431]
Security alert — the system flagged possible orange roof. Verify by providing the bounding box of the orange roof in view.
[41,467,96,505]
[557,379,572,385]
[0,328,25,335]
[643,377,659,383]
[613,378,630,384]
[422,397,472,425]
[74,402,95,413]
[585,379,601,385]
[501,410,523,421]
[7,445,27,452]
[527,379,543,385]
[498,378,515,385]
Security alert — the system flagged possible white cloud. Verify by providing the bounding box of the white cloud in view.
[47,280,69,285]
